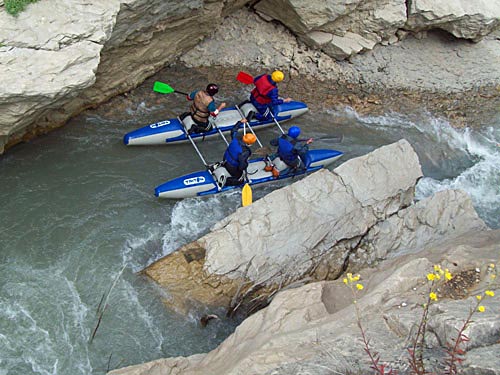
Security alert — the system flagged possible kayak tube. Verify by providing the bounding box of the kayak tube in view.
[154,148,343,199]
[124,101,308,146]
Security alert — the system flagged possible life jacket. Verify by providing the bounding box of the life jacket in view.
[277,135,298,165]
[190,91,214,123]
[224,138,244,168]
[250,75,276,105]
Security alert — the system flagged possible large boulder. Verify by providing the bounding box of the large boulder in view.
[111,229,500,375]
[253,0,500,60]
[255,0,407,60]
[142,140,487,315]
[407,0,500,42]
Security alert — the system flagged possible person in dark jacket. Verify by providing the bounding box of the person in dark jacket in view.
[185,83,226,134]
[270,126,312,170]
[223,118,257,186]
[249,70,291,120]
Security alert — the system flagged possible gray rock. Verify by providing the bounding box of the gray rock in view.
[0,0,243,154]
[407,0,500,42]
[111,229,500,375]
[200,140,422,284]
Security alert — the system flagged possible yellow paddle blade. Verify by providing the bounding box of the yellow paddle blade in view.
[242,183,252,207]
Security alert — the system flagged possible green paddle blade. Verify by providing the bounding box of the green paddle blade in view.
[153,81,175,94]
[242,183,252,207]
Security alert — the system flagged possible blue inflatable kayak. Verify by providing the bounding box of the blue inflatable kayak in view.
[154,149,343,199]
[123,101,308,146]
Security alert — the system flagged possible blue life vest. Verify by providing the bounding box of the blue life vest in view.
[224,138,244,168]
[278,135,298,165]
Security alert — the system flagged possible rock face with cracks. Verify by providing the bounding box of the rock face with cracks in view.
[0,0,247,153]
[141,140,487,321]
[2,0,500,154]
[124,140,496,375]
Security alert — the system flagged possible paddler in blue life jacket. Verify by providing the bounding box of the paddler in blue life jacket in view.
[249,70,292,121]
[270,126,312,170]
[185,83,226,134]
[222,118,257,186]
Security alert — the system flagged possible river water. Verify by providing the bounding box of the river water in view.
[0,72,499,374]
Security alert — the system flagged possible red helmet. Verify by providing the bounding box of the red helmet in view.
[206,83,219,96]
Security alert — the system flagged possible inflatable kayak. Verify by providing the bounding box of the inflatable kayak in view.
[123,101,308,146]
[154,149,343,199]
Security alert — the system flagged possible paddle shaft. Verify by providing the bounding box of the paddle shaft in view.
[297,135,343,143]
[234,105,264,148]
[178,117,221,191]
[173,90,189,96]
[209,117,229,146]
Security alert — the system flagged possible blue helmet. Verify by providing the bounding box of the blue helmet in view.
[288,126,300,139]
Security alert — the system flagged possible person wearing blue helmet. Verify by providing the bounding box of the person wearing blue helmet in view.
[270,126,313,170]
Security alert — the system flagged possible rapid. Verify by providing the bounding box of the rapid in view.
[0,72,498,375]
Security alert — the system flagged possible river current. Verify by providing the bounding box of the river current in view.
[0,74,499,374]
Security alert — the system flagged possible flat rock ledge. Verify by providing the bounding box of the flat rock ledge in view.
[112,143,498,375]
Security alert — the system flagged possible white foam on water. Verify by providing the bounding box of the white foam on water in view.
[336,107,500,228]
[121,279,164,353]
[125,101,163,116]
[159,192,240,258]
[0,284,91,375]
[122,224,166,272]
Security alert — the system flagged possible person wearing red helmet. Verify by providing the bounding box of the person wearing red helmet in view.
[222,118,257,186]
[270,126,312,170]
[249,70,292,121]
[186,83,226,134]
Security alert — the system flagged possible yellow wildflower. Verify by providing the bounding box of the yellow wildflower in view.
[352,275,360,282]
[429,292,438,301]
[347,273,353,282]
[343,278,348,285]
[489,263,495,269]
[491,274,497,280]
[485,290,495,297]
[434,265,442,272]
[445,269,452,280]
[356,283,364,290]
[478,305,485,313]
[427,273,436,281]
[476,295,482,301]
[435,273,441,280]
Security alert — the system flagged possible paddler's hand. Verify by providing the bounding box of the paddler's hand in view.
[284,98,292,103]
[306,138,313,144]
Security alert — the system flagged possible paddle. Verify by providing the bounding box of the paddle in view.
[236,71,254,85]
[177,116,221,191]
[298,135,344,143]
[153,81,188,96]
[242,183,252,207]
